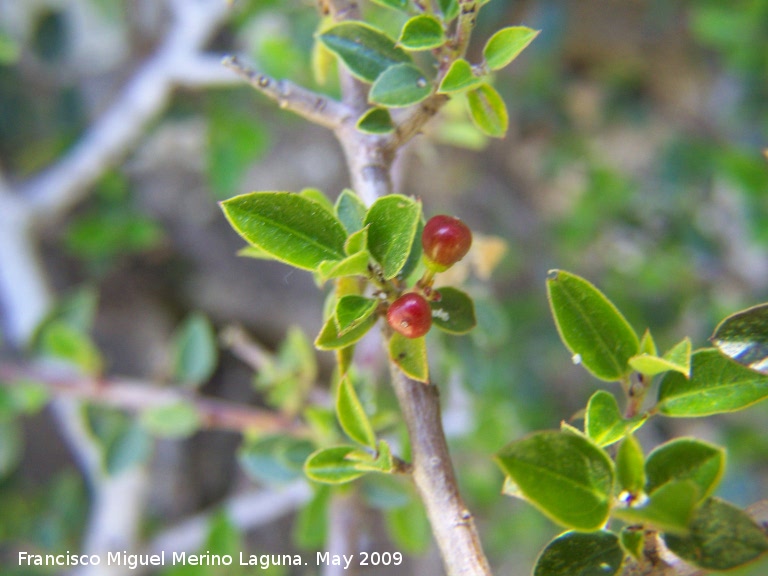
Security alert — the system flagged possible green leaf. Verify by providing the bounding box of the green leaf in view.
[711,303,768,374]
[546,270,639,382]
[385,499,432,555]
[585,390,645,447]
[293,485,331,548]
[483,26,539,71]
[496,431,615,531]
[140,401,201,439]
[318,22,411,83]
[345,227,368,255]
[171,313,218,387]
[657,348,768,416]
[398,15,445,51]
[533,531,623,576]
[357,107,394,134]
[430,287,476,334]
[237,245,275,260]
[614,480,699,534]
[335,296,379,336]
[369,63,432,108]
[639,329,658,356]
[620,527,644,560]
[466,83,508,138]
[616,434,645,494]
[645,438,725,499]
[0,420,22,479]
[336,375,376,448]
[104,420,151,476]
[370,0,409,11]
[0,31,20,64]
[335,189,368,234]
[315,310,378,350]
[221,192,347,271]
[0,381,49,418]
[316,251,371,281]
[364,195,421,279]
[304,445,367,484]
[389,333,429,383]
[300,187,335,214]
[239,435,315,485]
[663,498,768,570]
[438,58,483,94]
[629,337,691,377]
[39,321,103,376]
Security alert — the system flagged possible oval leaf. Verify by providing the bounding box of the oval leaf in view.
[318,22,411,83]
[629,337,691,377]
[483,26,540,71]
[304,445,367,484]
[430,287,476,334]
[389,333,428,382]
[239,436,315,485]
[171,313,218,387]
[533,531,623,576]
[585,390,624,446]
[336,375,376,448]
[547,270,639,382]
[364,195,421,279]
[657,348,768,416]
[221,192,347,271]
[335,295,379,336]
[438,58,483,94]
[496,431,615,531]
[711,303,768,374]
[616,434,645,494]
[315,311,377,350]
[369,63,432,108]
[466,83,508,138]
[645,437,725,499]
[398,15,446,51]
[356,107,394,134]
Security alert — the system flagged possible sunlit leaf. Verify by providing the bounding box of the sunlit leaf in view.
[398,15,445,51]
[483,26,539,71]
[466,83,508,138]
[711,303,768,374]
[336,375,376,448]
[438,58,483,94]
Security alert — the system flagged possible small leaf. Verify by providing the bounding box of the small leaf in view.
[357,107,394,134]
[315,311,377,350]
[389,333,429,383]
[336,375,376,448]
[221,192,347,271]
[335,295,379,336]
[614,480,699,534]
[239,435,315,485]
[467,83,508,138]
[318,22,411,83]
[616,434,645,494]
[369,63,432,108]
[39,321,103,376]
[345,227,368,255]
[663,498,768,570]
[711,302,768,373]
[171,313,218,387]
[639,329,658,356]
[364,195,421,279]
[304,445,367,484]
[430,287,476,334]
[533,531,624,576]
[629,337,691,377]
[398,15,446,51]
[620,527,644,560]
[496,431,615,531]
[438,58,483,94]
[140,401,201,439]
[645,438,725,499]
[585,390,645,447]
[547,270,639,382]
[300,187,335,213]
[483,26,539,71]
[657,348,768,416]
[237,245,275,260]
[335,189,367,234]
[316,251,371,282]
[437,0,459,21]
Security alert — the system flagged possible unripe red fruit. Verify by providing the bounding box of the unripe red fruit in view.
[387,293,432,338]
[422,215,472,271]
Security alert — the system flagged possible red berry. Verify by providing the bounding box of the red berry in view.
[387,293,432,338]
[422,215,472,271]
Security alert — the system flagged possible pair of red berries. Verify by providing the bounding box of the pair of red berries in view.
[386,215,472,338]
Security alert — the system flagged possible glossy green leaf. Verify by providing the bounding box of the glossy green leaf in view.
[315,310,378,350]
[620,527,644,560]
[711,303,768,374]
[466,83,508,138]
[336,375,376,448]
[171,313,218,387]
[614,480,699,534]
[533,531,623,576]
[318,22,411,83]
[645,438,725,499]
[438,58,483,94]
[547,270,639,382]
[364,195,421,279]
[304,445,367,484]
[316,251,371,281]
[663,498,768,570]
[389,333,429,383]
[356,107,394,134]
[140,401,201,439]
[335,189,367,234]
[239,435,315,485]
[617,435,645,494]
[345,227,368,255]
[335,296,379,336]
[398,15,445,51]
[221,192,347,271]
[657,348,768,416]
[584,390,644,447]
[629,337,691,377]
[496,431,615,530]
[483,26,539,71]
[369,63,432,108]
[39,321,103,376]
[430,287,476,334]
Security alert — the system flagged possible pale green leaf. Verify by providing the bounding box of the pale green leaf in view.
[389,333,429,383]
[171,313,218,387]
[467,83,508,138]
[483,26,539,71]
[398,15,445,51]
[304,445,367,484]
[438,58,483,94]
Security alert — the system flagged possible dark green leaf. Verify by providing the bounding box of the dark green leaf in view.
[438,58,483,94]
[336,375,376,448]
[221,192,347,271]
[357,107,394,134]
[533,531,623,576]
[711,303,768,374]
[318,22,411,83]
[496,431,615,530]
[398,15,445,51]
[616,435,645,494]
[547,270,639,382]
[171,313,218,387]
[389,333,429,383]
[657,348,768,416]
[663,498,768,570]
[304,445,367,484]
[430,286,476,334]
[140,401,201,439]
[335,296,379,336]
[335,189,368,234]
[369,63,432,108]
[614,480,699,533]
[483,26,539,71]
[315,310,378,350]
[364,194,421,279]
[645,438,725,499]
[466,83,508,138]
